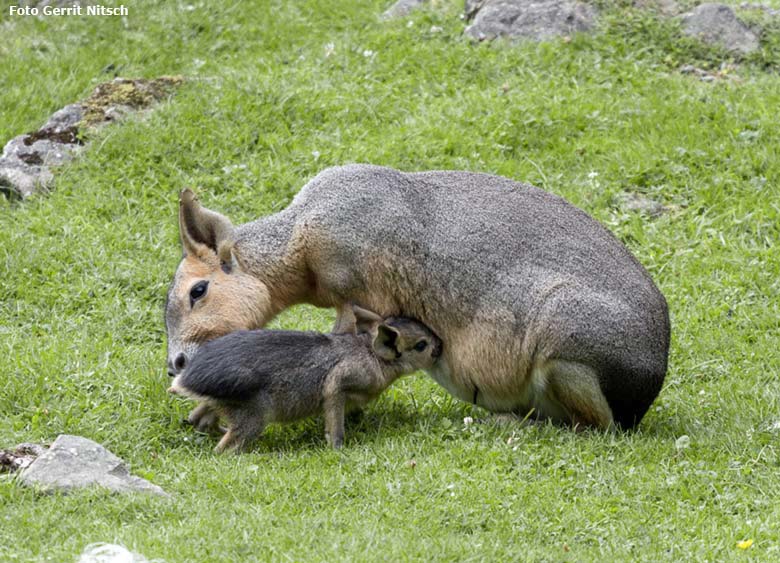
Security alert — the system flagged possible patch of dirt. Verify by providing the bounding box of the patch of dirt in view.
[23,125,84,146]
[0,443,47,474]
[18,153,44,165]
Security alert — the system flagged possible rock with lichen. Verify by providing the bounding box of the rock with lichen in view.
[0,76,183,199]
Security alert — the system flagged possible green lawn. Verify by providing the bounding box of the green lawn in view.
[1,0,779,561]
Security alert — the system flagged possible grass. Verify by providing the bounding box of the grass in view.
[1,0,779,560]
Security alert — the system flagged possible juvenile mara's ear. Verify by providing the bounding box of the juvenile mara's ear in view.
[179,188,234,258]
[332,304,358,335]
[373,324,401,362]
[352,305,383,335]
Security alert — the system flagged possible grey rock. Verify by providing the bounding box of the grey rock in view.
[0,161,54,199]
[0,104,84,198]
[41,103,84,133]
[19,434,168,497]
[681,3,760,56]
[465,0,597,41]
[383,0,428,19]
[465,0,486,19]
[0,131,81,198]
[4,136,81,167]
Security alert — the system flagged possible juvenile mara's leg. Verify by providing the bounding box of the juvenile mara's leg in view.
[323,393,346,449]
[546,360,614,430]
[323,363,357,449]
[188,402,224,435]
[214,406,266,454]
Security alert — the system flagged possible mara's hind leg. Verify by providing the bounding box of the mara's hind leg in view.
[546,360,614,430]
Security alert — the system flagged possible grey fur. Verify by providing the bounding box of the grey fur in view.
[166,164,670,429]
[170,312,441,451]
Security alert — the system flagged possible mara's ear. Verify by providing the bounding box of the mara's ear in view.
[352,305,383,335]
[179,188,234,258]
[373,324,401,362]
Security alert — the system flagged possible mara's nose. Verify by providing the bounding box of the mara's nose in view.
[167,353,187,377]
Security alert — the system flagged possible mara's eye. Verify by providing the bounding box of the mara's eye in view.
[189,281,209,308]
[413,340,428,352]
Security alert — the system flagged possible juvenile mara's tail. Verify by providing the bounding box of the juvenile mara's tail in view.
[170,331,266,401]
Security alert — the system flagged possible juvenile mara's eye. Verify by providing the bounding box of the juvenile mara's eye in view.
[189,280,209,308]
[413,340,428,352]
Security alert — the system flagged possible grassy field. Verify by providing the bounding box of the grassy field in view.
[1,0,779,560]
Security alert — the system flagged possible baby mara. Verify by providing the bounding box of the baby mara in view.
[169,306,442,453]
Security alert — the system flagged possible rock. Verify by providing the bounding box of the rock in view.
[681,4,760,56]
[19,434,168,497]
[0,77,182,199]
[382,0,428,19]
[464,0,597,41]
[0,162,54,199]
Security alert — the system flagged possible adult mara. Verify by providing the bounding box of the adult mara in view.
[165,164,670,429]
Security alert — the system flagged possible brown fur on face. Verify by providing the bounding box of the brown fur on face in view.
[165,190,275,375]
[170,254,271,344]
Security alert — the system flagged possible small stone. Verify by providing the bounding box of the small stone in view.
[76,543,162,563]
[19,434,168,497]
[681,4,760,56]
[464,0,597,42]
